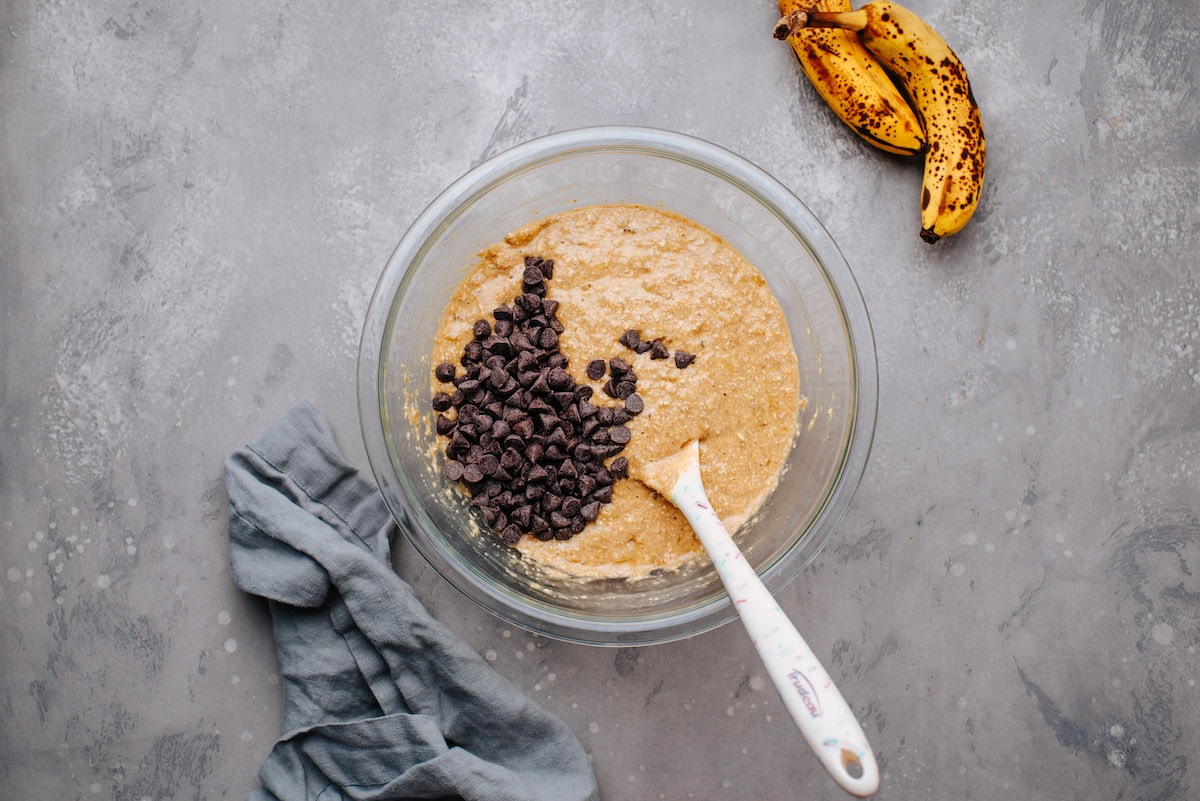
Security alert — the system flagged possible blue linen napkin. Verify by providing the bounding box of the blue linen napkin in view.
[224,400,599,801]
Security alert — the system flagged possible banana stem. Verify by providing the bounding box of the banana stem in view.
[773,9,869,39]
[772,10,808,39]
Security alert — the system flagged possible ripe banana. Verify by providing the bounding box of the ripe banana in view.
[775,2,986,243]
[777,0,925,157]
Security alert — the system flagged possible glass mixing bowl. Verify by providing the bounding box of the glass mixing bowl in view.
[358,126,877,645]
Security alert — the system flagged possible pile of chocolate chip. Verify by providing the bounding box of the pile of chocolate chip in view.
[432,256,651,544]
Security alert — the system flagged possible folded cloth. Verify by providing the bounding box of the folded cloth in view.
[224,400,599,801]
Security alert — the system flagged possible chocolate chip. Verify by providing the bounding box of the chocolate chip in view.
[610,457,629,479]
[447,432,469,459]
[562,404,581,425]
[538,328,559,350]
[500,448,523,472]
[496,375,519,396]
[493,304,513,320]
[551,399,575,421]
[512,416,535,439]
[586,359,606,380]
[624,394,644,415]
[483,334,511,355]
[515,350,537,372]
[609,357,632,377]
[436,414,455,435]
[674,350,697,368]
[618,329,641,351]
[500,525,521,544]
[443,461,464,481]
[435,362,457,383]
[510,504,531,529]
[547,366,572,390]
[527,372,548,397]
[431,392,453,412]
[462,464,484,483]
[649,339,670,360]
[494,318,514,338]
[581,501,600,521]
[540,259,554,279]
[523,265,544,285]
[473,319,491,339]
[614,381,637,400]
[609,426,631,445]
[519,292,542,312]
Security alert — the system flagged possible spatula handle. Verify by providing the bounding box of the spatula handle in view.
[671,471,880,797]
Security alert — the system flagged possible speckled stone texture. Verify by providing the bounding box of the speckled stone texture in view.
[1,1,1197,800]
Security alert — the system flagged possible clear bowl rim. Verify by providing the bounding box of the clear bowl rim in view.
[357,125,878,646]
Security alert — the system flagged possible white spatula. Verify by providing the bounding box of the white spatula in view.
[640,440,880,797]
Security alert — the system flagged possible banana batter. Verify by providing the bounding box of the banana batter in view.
[431,204,801,578]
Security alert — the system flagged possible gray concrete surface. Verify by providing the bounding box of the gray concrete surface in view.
[2,1,1197,799]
